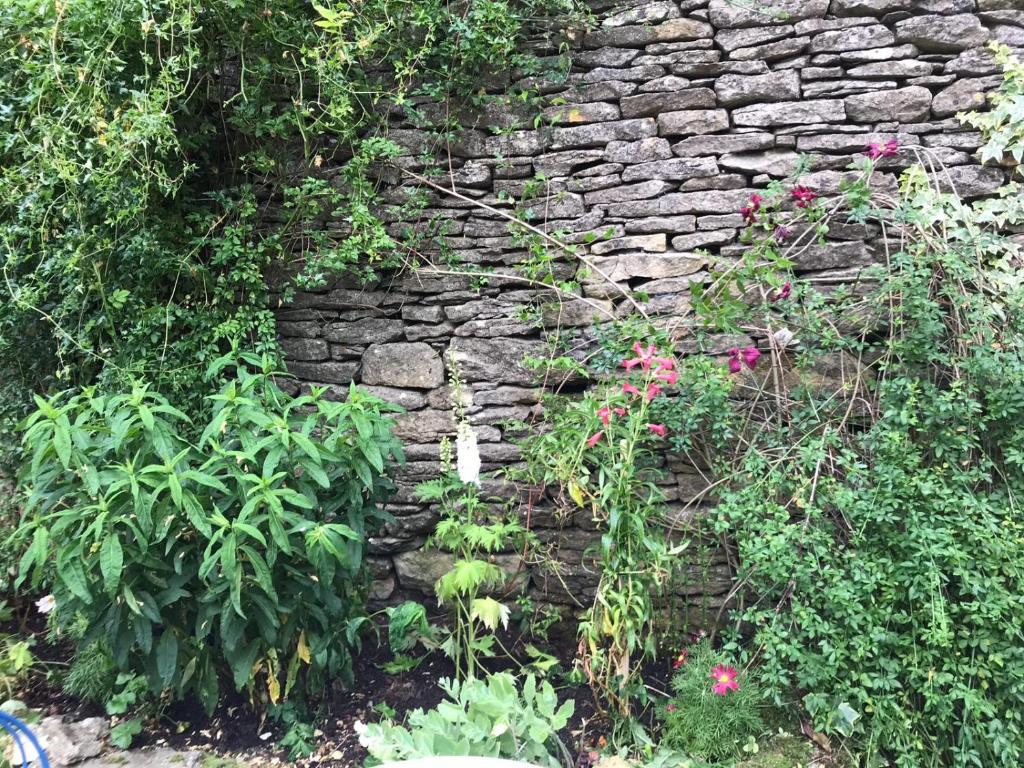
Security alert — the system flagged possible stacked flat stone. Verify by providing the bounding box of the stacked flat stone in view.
[273,0,1019,614]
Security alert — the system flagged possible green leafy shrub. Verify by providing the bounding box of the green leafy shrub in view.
[63,642,118,704]
[659,640,764,763]
[356,673,573,767]
[16,353,403,712]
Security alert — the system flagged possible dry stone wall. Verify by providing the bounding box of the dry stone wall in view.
[275,0,1020,614]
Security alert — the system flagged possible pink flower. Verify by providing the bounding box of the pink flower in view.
[624,342,656,371]
[773,224,792,243]
[586,431,603,448]
[726,346,760,373]
[673,648,688,669]
[710,664,739,696]
[865,138,899,160]
[771,282,792,302]
[598,406,612,425]
[652,357,675,371]
[656,368,678,385]
[623,382,641,398]
[740,193,763,225]
[791,185,818,208]
[666,704,677,713]
[614,407,626,417]
[647,423,666,437]
[646,382,662,401]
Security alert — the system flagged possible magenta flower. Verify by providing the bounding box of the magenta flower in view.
[740,193,763,225]
[598,406,612,425]
[586,431,603,448]
[652,357,675,371]
[726,346,761,373]
[646,382,662,401]
[771,282,792,302]
[710,664,739,696]
[865,138,899,160]
[623,381,641,398]
[791,185,818,208]
[647,423,666,437]
[666,704,677,713]
[614,407,626,417]
[624,342,656,371]
[656,368,678,385]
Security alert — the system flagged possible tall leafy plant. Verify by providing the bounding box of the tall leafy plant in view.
[16,353,403,712]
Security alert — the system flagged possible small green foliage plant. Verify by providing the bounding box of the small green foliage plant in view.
[16,352,403,712]
[355,672,574,768]
[659,639,765,764]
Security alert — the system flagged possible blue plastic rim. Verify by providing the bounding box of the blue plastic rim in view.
[0,711,50,768]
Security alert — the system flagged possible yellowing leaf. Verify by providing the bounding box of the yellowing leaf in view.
[297,631,311,664]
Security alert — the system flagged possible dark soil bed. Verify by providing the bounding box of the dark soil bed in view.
[4,596,623,767]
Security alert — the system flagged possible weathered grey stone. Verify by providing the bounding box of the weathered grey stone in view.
[934,164,1005,197]
[731,36,811,61]
[670,230,735,250]
[656,109,730,136]
[286,360,359,384]
[623,215,698,234]
[589,252,705,281]
[838,44,920,63]
[620,88,715,117]
[673,133,775,155]
[847,59,934,77]
[809,24,896,52]
[582,65,668,84]
[573,47,640,68]
[584,19,714,48]
[362,343,444,389]
[992,23,1024,46]
[565,80,639,102]
[638,75,695,92]
[716,25,795,52]
[550,118,657,149]
[323,319,405,344]
[733,99,846,126]
[590,233,668,254]
[796,131,917,152]
[484,129,548,156]
[360,386,428,410]
[392,409,456,442]
[533,149,605,176]
[708,0,829,27]
[18,717,107,766]
[714,70,801,106]
[602,0,680,26]
[540,298,615,327]
[845,86,932,122]
[792,241,875,270]
[932,76,998,117]
[393,549,529,594]
[280,337,329,362]
[449,337,544,385]
[540,101,620,124]
[585,180,675,205]
[944,47,1002,76]
[720,150,801,176]
[604,137,673,163]
[621,156,719,182]
[803,79,900,98]
[895,14,990,51]
[603,188,756,216]
[672,59,771,77]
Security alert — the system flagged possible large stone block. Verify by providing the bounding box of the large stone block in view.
[708,0,829,27]
[362,343,444,389]
[604,137,673,163]
[449,337,545,385]
[931,76,999,117]
[733,99,845,126]
[656,109,730,136]
[589,252,706,281]
[895,14,990,52]
[808,24,895,52]
[584,18,714,47]
[550,118,657,149]
[714,70,800,106]
[621,156,719,182]
[845,86,932,122]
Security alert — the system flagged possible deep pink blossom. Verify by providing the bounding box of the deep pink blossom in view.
[673,648,689,669]
[656,368,678,385]
[740,193,763,225]
[728,355,743,374]
[865,138,899,160]
[646,382,662,401]
[791,185,818,208]
[623,381,641,397]
[710,664,739,696]
[647,423,666,437]
[614,407,626,417]
[652,357,675,371]
[586,431,603,448]
[743,346,761,368]
[666,704,677,713]
[771,282,792,302]
[727,346,761,373]
[598,406,612,425]
[624,342,656,371]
